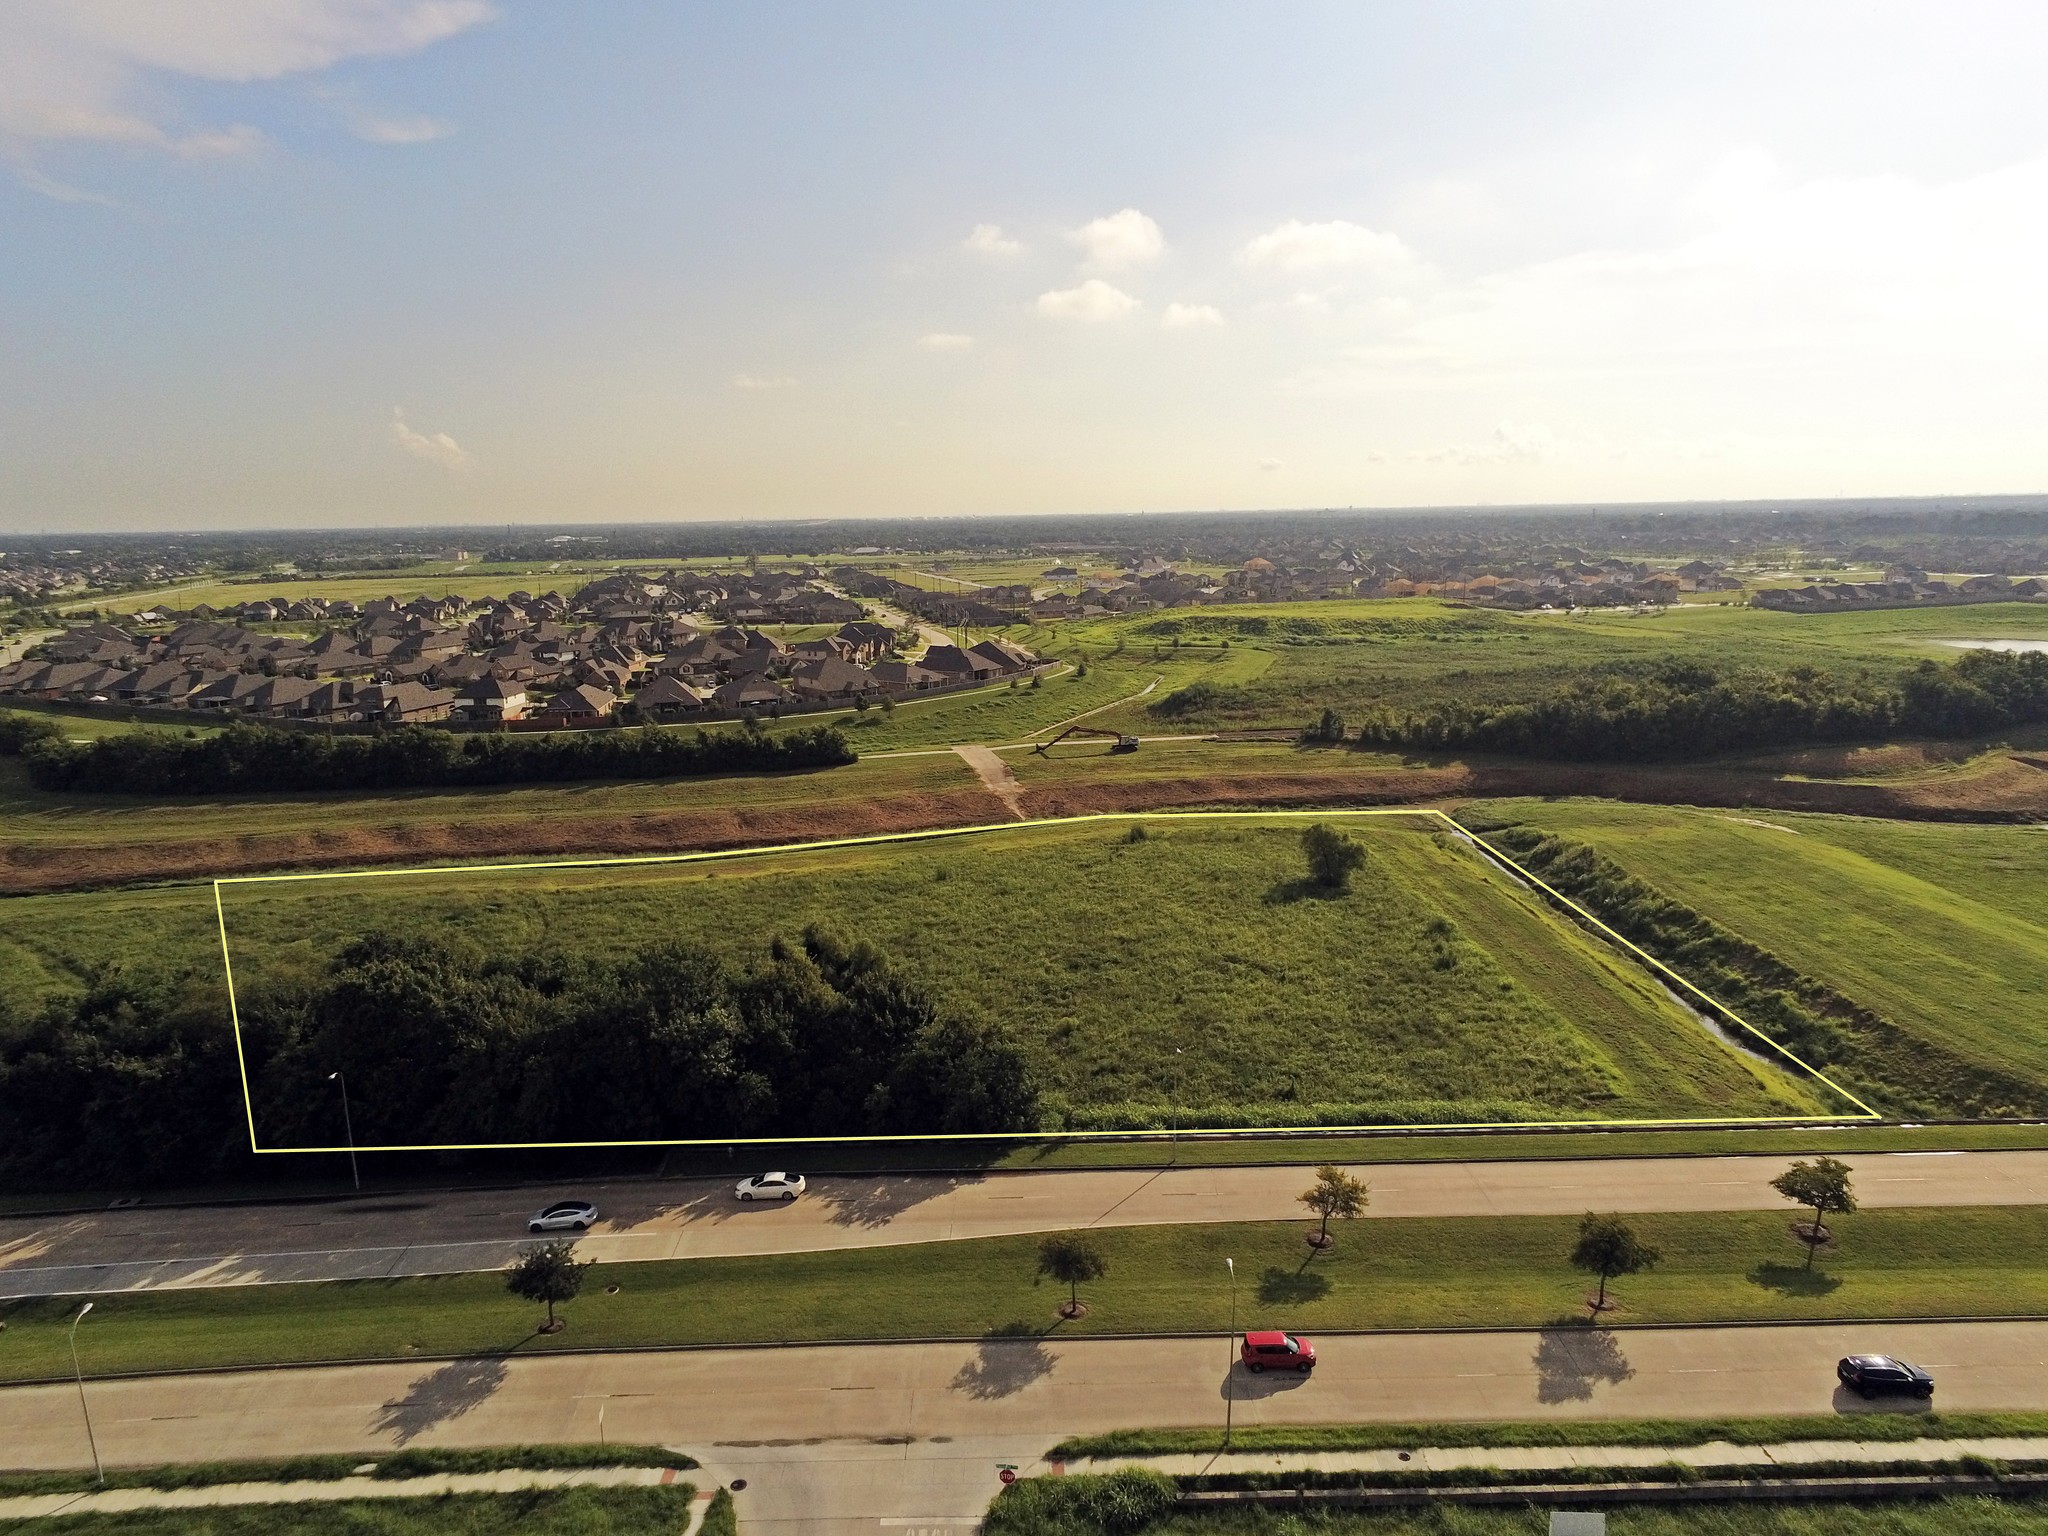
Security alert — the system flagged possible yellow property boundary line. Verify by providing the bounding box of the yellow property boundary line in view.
[212,809,1880,1154]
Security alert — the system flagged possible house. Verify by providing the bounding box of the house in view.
[833,621,896,661]
[536,683,617,726]
[709,675,789,711]
[967,637,1035,674]
[626,674,708,721]
[352,682,457,723]
[869,659,947,692]
[789,657,881,702]
[917,644,999,681]
[459,674,528,722]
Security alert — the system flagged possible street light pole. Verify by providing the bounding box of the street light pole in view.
[328,1071,360,1191]
[69,1302,103,1486]
[1170,1047,1184,1165]
[1223,1256,1237,1451]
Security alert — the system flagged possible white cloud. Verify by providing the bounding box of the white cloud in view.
[963,222,1020,256]
[1069,208,1163,270]
[0,1,492,193]
[1161,302,1224,330]
[1241,219,1424,280]
[390,407,469,470]
[348,113,450,144]
[1035,279,1141,322]
[1258,457,1283,471]
[1414,421,1557,466]
[730,373,797,390]
[918,332,974,351]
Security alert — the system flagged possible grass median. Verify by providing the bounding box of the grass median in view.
[7,1206,2048,1383]
[0,1487,696,1534]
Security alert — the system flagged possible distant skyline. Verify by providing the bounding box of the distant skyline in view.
[4,2,2046,532]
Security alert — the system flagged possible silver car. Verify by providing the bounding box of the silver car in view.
[527,1199,598,1233]
[735,1172,806,1202]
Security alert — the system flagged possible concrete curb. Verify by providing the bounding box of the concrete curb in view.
[13,1314,2048,1390]
[1178,1471,2048,1509]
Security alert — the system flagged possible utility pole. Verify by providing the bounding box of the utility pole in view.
[328,1071,360,1191]
[70,1302,103,1485]
[1223,1257,1238,1450]
[1170,1047,1184,1165]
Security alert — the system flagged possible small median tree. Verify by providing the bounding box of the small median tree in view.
[1298,1164,1370,1249]
[1771,1157,1857,1269]
[507,1240,591,1334]
[1301,823,1367,891]
[1037,1234,1107,1319]
[1570,1213,1660,1316]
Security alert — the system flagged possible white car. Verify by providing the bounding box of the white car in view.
[527,1199,598,1233]
[735,1172,806,1202]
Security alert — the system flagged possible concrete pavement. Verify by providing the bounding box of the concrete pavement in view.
[5,1149,2047,1299]
[10,1322,2048,1532]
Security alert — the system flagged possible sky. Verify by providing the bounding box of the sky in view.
[2,1,2046,533]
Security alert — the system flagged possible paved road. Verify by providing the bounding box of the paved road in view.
[4,1151,2046,1299]
[9,1322,2048,1532]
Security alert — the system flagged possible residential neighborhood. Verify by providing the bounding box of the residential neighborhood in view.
[0,569,1044,727]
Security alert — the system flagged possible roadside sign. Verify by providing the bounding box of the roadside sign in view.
[996,1465,1018,1485]
[1550,1515,1605,1536]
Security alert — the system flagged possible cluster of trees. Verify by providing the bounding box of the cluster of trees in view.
[0,716,855,795]
[0,926,1039,1186]
[1351,650,2048,762]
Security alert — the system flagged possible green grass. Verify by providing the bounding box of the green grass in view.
[1054,1411,2048,1459]
[0,1487,696,1534]
[1469,801,2048,1103]
[206,817,1822,1129]
[992,1484,2048,1536]
[1022,599,2048,734]
[0,1447,688,1499]
[4,1206,2047,1383]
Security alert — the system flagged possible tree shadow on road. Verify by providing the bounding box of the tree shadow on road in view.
[951,1322,1057,1400]
[817,1174,981,1230]
[1534,1322,1634,1404]
[1748,1261,1843,1299]
[370,1355,510,1445]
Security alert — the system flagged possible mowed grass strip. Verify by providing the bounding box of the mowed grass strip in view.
[5,1207,2047,1383]
[1475,799,2048,1092]
[210,818,1821,1126]
[0,1487,696,1534]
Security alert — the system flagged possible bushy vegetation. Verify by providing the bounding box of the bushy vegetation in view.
[1357,650,2048,762]
[0,1445,691,1499]
[0,926,1037,1182]
[1,716,854,794]
[985,1469,1179,1536]
[1479,819,2048,1117]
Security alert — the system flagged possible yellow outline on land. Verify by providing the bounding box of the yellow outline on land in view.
[212,809,1881,1153]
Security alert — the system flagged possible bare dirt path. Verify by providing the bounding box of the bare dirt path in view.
[952,743,1026,818]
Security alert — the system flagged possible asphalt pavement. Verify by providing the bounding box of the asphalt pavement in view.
[3,1149,2046,1298]
[9,1321,2048,1533]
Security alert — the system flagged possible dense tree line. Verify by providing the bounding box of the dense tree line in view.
[0,928,1040,1185]
[1352,650,2048,762]
[0,715,854,794]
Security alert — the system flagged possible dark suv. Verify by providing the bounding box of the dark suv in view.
[1837,1355,1934,1399]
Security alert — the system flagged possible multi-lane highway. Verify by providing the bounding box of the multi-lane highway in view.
[8,1321,2048,1532]
[5,1149,2047,1296]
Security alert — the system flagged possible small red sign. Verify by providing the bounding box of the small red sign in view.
[998,1469,1017,1485]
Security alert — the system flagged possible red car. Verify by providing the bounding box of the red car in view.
[1241,1330,1316,1374]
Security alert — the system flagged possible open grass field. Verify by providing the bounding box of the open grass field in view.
[1469,801,2048,1107]
[205,816,1826,1133]
[0,1487,697,1534]
[1007,599,2048,734]
[1,1205,2044,1382]
[997,1493,2048,1536]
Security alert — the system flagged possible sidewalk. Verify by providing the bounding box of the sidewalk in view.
[1078,1434,2048,1480]
[0,1464,709,1527]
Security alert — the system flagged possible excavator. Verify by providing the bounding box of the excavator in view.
[1033,724,1139,755]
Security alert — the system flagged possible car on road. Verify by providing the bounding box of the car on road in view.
[527,1200,598,1233]
[1837,1354,1934,1399]
[1241,1330,1316,1374]
[735,1172,807,1202]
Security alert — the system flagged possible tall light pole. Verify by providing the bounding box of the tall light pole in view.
[1169,1047,1184,1166]
[69,1302,103,1485]
[1223,1257,1238,1451]
[328,1071,360,1192]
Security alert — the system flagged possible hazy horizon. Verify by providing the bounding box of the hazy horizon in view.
[5,2,2046,533]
